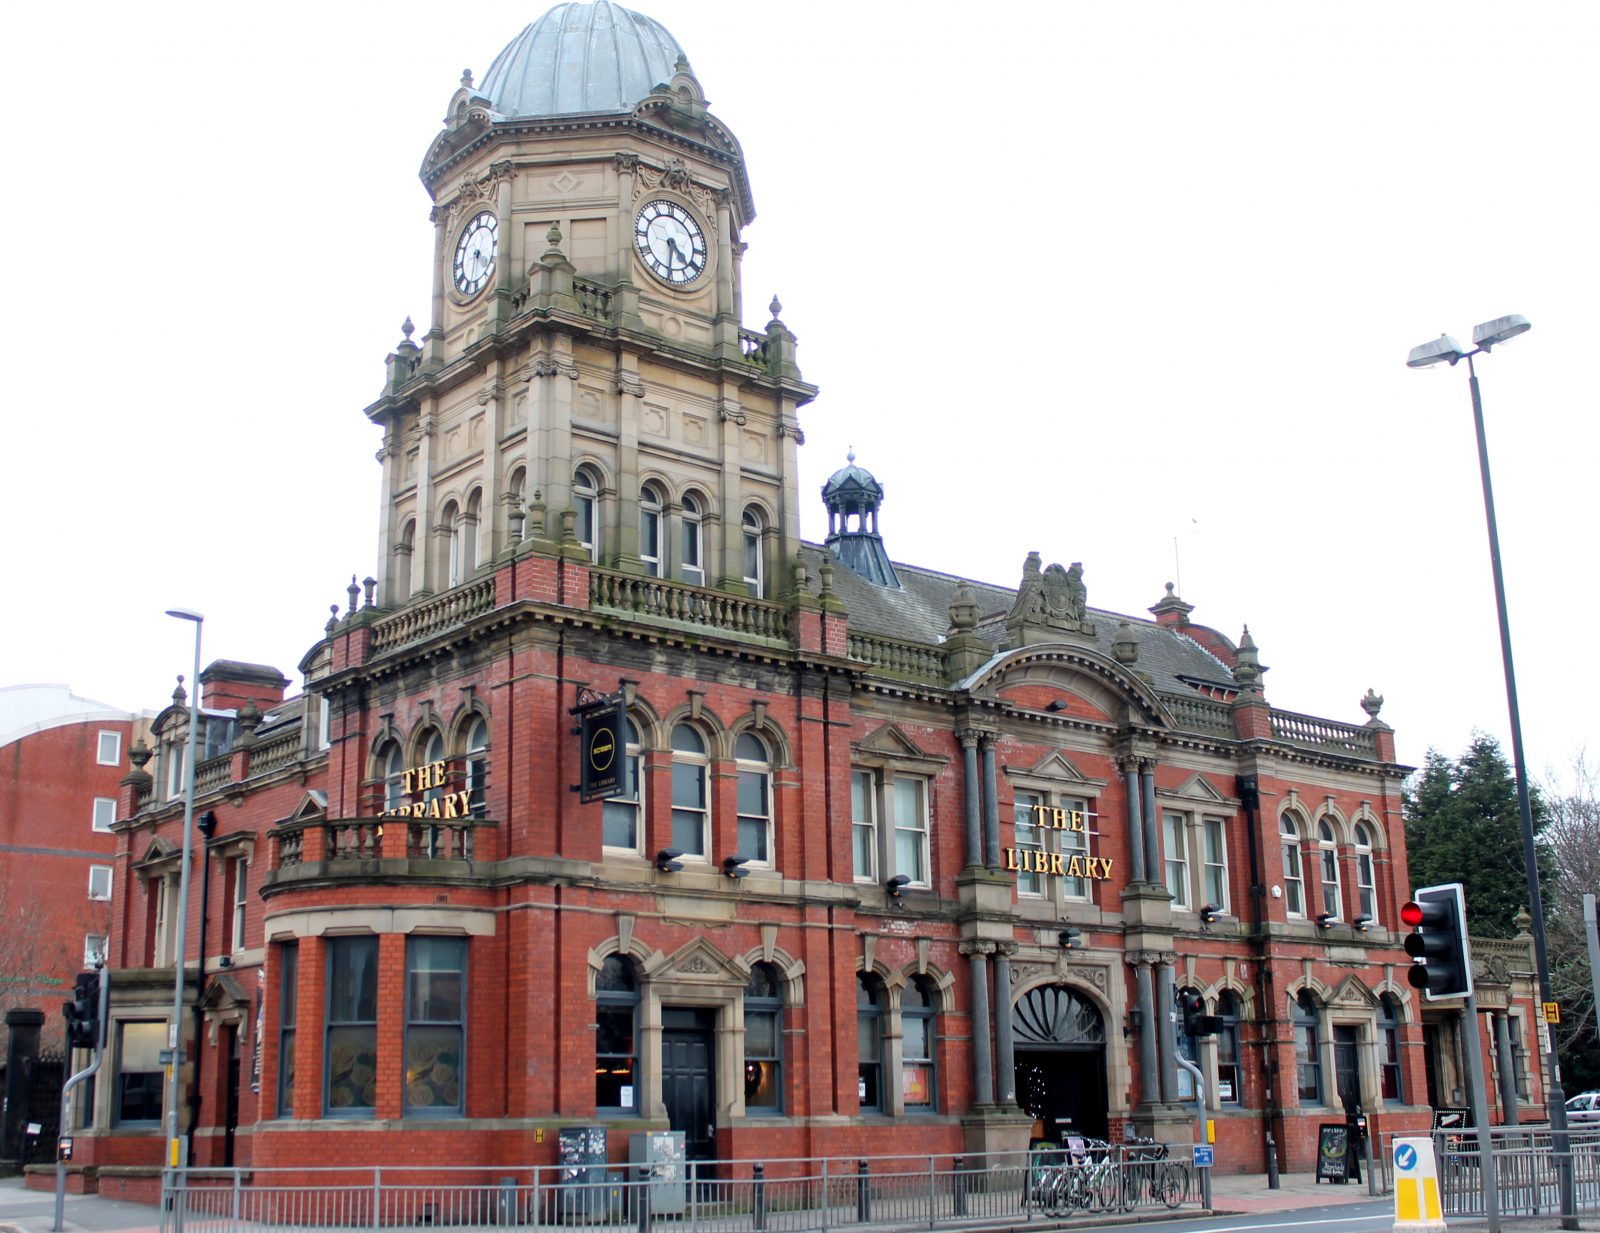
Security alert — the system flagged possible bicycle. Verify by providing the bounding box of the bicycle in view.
[1116,1135,1186,1210]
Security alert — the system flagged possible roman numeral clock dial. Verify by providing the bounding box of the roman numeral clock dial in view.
[452,211,498,297]
[634,199,706,286]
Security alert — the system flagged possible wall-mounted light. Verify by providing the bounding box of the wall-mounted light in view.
[1058,925,1082,950]
[1045,700,1069,713]
[654,848,684,873]
[1123,1007,1144,1038]
[1316,912,1338,929]
[1199,904,1223,926]
[197,810,218,839]
[722,854,751,880]
[1353,914,1375,933]
[884,874,912,897]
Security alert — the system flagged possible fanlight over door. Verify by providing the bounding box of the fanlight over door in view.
[1013,984,1105,1047]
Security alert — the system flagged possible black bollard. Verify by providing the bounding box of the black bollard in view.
[857,1159,870,1223]
[953,1156,967,1217]
[753,1163,766,1231]
[636,1166,651,1233]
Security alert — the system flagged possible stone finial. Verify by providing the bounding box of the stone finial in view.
[527,489,547,540]
[236,698,261,749]
[1113,620,1139,665]
[400,317,415,343]
[1233,625,1262,687]
[1148,581,1195,626]
[508,498,526,543]
[326,605,340,635]
[128,738,152,771]
[545,222,564,258]
[347,575,361,615]
[461,68,474,88]
[792,551,809,593]
[768,295,783,322]
[949,581,978,631]
[817,557,835,597]
[172,676,187,706]
[363,577,378,608]
[559,508,578,544]
[1513,907,1532,938]
[1360,688,1384,719]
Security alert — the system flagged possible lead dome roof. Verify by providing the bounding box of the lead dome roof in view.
[479,0,690,118]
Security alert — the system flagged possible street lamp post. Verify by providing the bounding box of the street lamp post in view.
[1407,317,1574,1226]
[162,608,203,1187]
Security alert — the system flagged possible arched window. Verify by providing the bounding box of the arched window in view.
[1354,822,1377,923]
[680,492,705,586]
[1378,993,1403,1103]
[902,975,938,1111]
[464,717,489,817]
[574,466,601,562]
[639,483,664,577]
[742,507,765,598]
[1216,991,1243,1105]
[462,488,483,577]
[1280,814,1305,918]
[507,468,526,543]
[735,732,772,866]
[417,730,447,857]
[395,519,416,605]
[603,717,643,853]
[743,962,783,1113]
[857,974,884,1112]
[1317,819,1342,920]
[1292,992,1323,1104]
[670,724,709,857]
[596,956,639,1113]
[441,500,463,588]
[381,741,406,811]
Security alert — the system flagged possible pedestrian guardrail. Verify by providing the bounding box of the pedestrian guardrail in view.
[1376,1125,1600,1221]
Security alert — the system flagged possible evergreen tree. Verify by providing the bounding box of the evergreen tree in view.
[1402,734,1550,939]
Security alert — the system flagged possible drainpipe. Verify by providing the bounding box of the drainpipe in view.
[189,810,218,1167]
[1238,774,1280,1188]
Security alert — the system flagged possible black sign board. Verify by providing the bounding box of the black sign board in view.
[577,700,622,802]
[1315,1123,1350,1182]
[1432,1106,1471,1154]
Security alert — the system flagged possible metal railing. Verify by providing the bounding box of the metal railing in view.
[160,1147,1200,1233]
[1377,1126,1600,1220]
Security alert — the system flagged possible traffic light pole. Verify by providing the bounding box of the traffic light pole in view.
[1466,357,1575,1226]
[54,970,108,1232]
[1460,991,1500,1233]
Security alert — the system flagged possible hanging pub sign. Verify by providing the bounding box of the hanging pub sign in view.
[573,690,623,802]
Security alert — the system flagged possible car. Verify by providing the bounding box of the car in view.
[1565,1092,1600,1122]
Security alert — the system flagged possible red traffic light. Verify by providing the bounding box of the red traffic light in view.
[1401,901,1424,928]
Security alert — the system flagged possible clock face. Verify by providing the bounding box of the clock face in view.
[452,211,498,297]
[634,199,707,286]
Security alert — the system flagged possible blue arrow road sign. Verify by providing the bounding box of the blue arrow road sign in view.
[1395,1143,1418,1172]
[1193,1145,1214,1169]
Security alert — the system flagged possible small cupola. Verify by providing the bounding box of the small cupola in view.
[822,451,899,588]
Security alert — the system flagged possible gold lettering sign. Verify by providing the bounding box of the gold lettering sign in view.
[377,760,472,820]
[1005,806,1110,883]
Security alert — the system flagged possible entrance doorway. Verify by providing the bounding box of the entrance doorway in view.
[1012,985,1109,1142]
[1333,1026,1360,1115]
[661,1009,716,1163]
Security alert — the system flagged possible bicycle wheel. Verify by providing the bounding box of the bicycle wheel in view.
[1090,1165,1121,1213]
[1154,1161,1188,1208]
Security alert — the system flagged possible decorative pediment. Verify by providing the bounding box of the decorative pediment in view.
[288,791,327,823]
[1326,974,1380,1012]
[856,723,941,766]
[1163,773,1233,805]
[134,836,180,876]
[199,972,249,1013]
[647,937,744,986]
[1009,750,1108,791]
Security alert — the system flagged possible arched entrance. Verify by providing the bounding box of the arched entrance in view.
[1013,984,1109,1142]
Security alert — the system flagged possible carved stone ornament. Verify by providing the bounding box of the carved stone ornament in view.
[614,152,640,175]
[527,357,579,381]
[1006,553,1097,642]
[635,158,715,214]
[1009,962,1049,988]
[676,955,716,975]
[716,399,747,425]
[615,373,645,398]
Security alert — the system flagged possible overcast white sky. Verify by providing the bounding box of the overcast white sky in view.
[3,2,1594,786]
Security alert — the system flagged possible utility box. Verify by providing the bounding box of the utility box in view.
[554,1127,608,1223]
[629,1130,687,1216]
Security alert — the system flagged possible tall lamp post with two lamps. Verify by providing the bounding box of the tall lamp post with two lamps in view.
[1407,316,1574,1225]
[162,608,203,1187]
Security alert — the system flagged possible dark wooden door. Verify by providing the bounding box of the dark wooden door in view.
[1334,1025,1360,1114]
[661,1009,715,1162]
[224,1025,241,1166]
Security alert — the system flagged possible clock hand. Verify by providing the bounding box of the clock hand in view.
[666,237,684,267]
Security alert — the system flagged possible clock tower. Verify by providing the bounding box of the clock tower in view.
[368,0,815,604]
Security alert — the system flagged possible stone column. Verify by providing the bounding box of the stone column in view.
[413,408,437,596]
[1132,956,1160,1106]
[424,205,449,371]
[960,732,982,869]
[962,942,995,1106]
[1156,956,1179,1104]
[1122,758,1146,882]
[993,945,1018,1106]
[479,377,504,561]
[490,161,514,333]
[1493,1012,1520,1126]
[375,432,399,603]
[1140,762,1160,888]
[613,364,645,570]
[715,398,746,590]
[981,736,1000,869]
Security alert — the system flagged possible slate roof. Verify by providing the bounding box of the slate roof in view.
[799,543,1239,696]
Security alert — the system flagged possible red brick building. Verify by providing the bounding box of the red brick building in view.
[0,685,145,1047]
[48,0,1548,1193]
